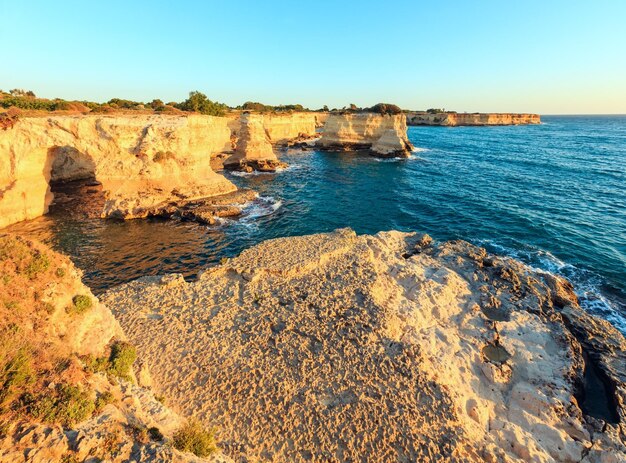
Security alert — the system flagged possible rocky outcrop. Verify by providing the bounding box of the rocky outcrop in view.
[314,112,329,128]
[103,229,626,463]
[0,235,231,462]
[223,114,286,172]
[406,112,541,126]
[0,115,237,227]
[318,113,414,157]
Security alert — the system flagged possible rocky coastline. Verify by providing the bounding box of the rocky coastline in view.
[95,229,624,462]
[2,230,625,462]
[0,110,416,229]
[0,112,319,229]
[406,112,541,126]
[2,108,625,462]
[223,113,287,173]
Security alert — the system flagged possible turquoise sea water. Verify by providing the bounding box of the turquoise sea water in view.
[7,115,626,332]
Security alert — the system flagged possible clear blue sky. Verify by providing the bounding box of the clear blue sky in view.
[2,0,625,114]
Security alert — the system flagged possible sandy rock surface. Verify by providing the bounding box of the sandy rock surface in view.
[103,229,626,463]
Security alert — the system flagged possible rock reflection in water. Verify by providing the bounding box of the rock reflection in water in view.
[5,179,233,294]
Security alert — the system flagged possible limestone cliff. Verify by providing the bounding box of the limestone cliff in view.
[103,229,626,463]
[0,235,232,462]
[261,112,318,144]
[224,112,318,146]
[0,115,237,227]
[318,113,414,157]
[406,112,541,126]
[223,114,285,172]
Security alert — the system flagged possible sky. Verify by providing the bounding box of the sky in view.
[1,0,625,114]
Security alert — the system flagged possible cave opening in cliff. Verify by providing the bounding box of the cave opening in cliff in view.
[47,145,105,218]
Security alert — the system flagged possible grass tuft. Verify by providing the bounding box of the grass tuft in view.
[0,343,33,410]
[108,341,136,380]
[95,391,116,411]
[23,383,95,427]
[67,295,92,315]
[173,419,217,457]
[24,251,50,279]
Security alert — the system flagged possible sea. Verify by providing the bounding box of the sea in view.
[7,115,626,333]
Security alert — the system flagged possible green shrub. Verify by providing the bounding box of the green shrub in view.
[107,98,143,109]
[25,383,95,427]
[95,391,115,411]
[177,91,228,116]
[84,354,109,374]
[83,341,136,381]
[240,101,307,113]
[56,267,66,278]
[0,96,56,111]
[67,295,92,315]
[108,341,136,380]
[0,345,33,410]
[149,99,164,110]
[24,251,50,279]
[172,420,217,457]
[365,103,402,115]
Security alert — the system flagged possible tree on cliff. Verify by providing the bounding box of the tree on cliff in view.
[365,103,402,115]
[177,91,228,116]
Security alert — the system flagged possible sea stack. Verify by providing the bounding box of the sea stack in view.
[318,112,414,157]
[224,113,287,172]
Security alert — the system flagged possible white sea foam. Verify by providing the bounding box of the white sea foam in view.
[237,196,283,222]
[228,170,273,178]
[475,239,626,334]
[373,153,427,163]
[227,165,300,177]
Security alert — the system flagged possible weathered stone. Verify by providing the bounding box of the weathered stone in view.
[318,113,414,157]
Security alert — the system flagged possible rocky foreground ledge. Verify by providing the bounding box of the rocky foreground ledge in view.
[0,235,232,462]
[103,229,626,463]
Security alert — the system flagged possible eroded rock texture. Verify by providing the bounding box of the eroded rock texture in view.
[318,113,413,157]
[104,230,626,463]
[0,115,237,226]
[224,114,286,172]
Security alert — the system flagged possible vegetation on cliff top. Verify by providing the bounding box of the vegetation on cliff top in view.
[0,89,314,117]
[0,235,137,429]
[0,89,229,117]
[0,235,229,460]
